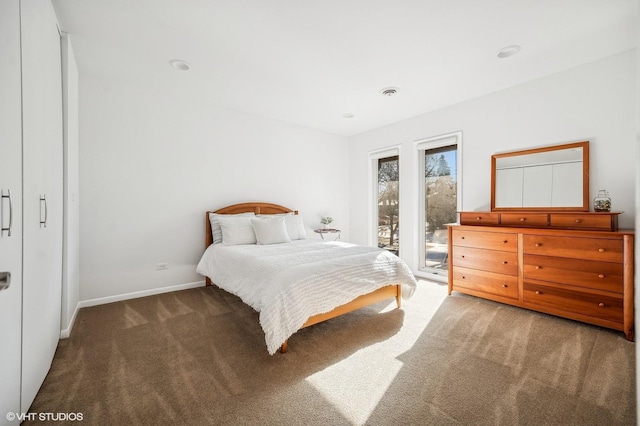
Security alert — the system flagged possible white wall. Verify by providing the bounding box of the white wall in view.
[60,33,80,336]
[78,76,349,302]
[77,49,636,304]
[348,49,637,273]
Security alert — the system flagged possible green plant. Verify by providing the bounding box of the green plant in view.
[320,216,333,225]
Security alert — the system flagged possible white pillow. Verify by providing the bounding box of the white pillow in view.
[251,216,291,245]
[209,212,255,244]
[218,215,257,245]
[256,212,306,240]
[284,215,307,240]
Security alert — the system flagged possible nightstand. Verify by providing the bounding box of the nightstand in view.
[314,228,341,241]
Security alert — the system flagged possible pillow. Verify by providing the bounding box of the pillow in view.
[257,213,306,240]
[218,215,257,245]
[284,215,307,240]
[251,216,291,245]
[209,212,255,244]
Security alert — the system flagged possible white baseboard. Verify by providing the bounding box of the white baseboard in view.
[78,280,206,309]
[60,302,80,339]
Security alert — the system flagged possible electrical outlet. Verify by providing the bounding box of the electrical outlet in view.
[156,263,168,270]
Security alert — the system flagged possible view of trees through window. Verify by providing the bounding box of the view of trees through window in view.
[424,145,457,270]
[378,156,399,255]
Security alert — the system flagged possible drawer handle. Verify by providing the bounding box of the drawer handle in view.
[461,236,465,240]
[535,290,542,295]
[502,240,508,244]
[598,302,605,308]
[598,274,605,279]
[598,248,605,253]
[461,255,465,258]
[476,217,482,221]
[502,261,507,264]
[535,266,541,270]
[575,219,582,223]
[461,276,465,279]
[502,284,508,288]
[535,243,542,247]
[519,218,526,222]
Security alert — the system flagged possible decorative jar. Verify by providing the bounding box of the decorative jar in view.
[593,190,611,212]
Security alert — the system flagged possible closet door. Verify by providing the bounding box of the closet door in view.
[20,0,63,413]
[0,0,24,422]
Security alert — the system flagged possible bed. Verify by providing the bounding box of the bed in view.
[196,202,417,354]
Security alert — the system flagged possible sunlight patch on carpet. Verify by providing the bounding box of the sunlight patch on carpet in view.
[392,280,449,352]
[304,280,449,425]
[305,356,403,425]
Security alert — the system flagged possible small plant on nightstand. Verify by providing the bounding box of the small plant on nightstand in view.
[320,216,333,229]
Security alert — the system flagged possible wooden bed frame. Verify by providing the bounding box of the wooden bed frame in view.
[204,202,402,353]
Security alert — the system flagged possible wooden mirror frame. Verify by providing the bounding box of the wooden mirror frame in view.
[491,141,590,212]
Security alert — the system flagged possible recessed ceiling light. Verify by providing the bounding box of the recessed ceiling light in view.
[342,113,355,119]
[497,45,521,59]
[169,59,191,71]
[379,87,400,97]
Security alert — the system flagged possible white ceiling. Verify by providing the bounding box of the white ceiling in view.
[51,0,637,137]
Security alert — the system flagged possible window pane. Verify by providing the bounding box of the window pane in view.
[378,156,399,255]
[424,146,457,271]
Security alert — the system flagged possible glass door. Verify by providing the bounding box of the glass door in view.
[421,145,458,276]
[377,155,399,255]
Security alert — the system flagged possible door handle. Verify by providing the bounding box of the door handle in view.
[0,272,11,291]
[40,194,47,228]
[1,189,13,236]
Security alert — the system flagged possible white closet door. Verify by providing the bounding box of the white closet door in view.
[0,0,24,422]
[20,0,63,413]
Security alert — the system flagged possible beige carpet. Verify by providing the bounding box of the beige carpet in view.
[27,281,635,425]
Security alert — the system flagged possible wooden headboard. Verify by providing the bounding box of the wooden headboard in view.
[205,202,298,248]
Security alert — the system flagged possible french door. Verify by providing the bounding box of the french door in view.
[418,133,461,280]
[377,155,399,255]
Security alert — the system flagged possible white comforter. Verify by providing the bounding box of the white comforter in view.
[196,239,417,354]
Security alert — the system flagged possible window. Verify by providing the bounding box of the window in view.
[369,146,400,255]
[378,155,399,255]
[417,132,462,280]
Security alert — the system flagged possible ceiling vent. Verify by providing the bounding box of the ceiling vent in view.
[379,87,400,97]
[497,45,521,58]
[169,59,191,71]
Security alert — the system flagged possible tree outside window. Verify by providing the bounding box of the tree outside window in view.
[378,156,399,255]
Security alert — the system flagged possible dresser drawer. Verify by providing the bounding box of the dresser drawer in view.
[524,282,623,324]
[452,267,518,299]
[522,235,623,263]
[453,246,517,276]
[550,213,617,231]
[500,213,548,227]
[523,254,623,293]
[451,228,517,252]
[460,212,500,226]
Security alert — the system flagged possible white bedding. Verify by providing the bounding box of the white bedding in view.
[196,239,417,354]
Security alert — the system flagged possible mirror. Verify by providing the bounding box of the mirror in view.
[491,141,589,211]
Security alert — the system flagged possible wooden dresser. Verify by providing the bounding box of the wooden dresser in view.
[448,213,634,340]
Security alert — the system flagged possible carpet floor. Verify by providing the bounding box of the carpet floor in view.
[26,281,635,425]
